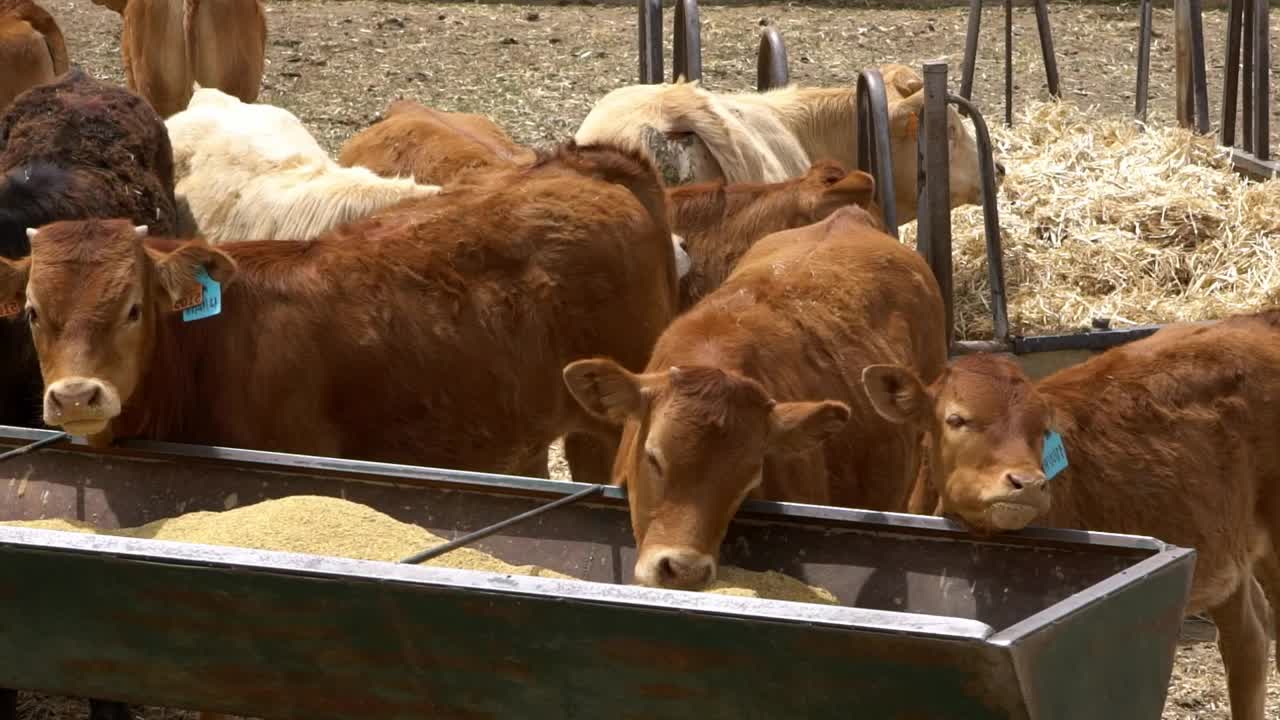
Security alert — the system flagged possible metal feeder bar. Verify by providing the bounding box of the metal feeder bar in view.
[0,431,69,463]
[756,27,789,92]
[854,68,899,235]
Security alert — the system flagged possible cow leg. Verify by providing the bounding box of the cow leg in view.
[517,446,551,480]
[1253,549,1280,672]
[1209,578,1269,720]
[88,699,133,720]
[563,432,618,486]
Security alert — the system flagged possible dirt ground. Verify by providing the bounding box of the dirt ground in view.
[14,0,1280,717]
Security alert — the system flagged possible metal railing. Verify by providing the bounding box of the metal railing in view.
[959,0,1061,126]
[854,69,899,236]
[756,27,789,91]
[1222,0,1276,176]
[636,0,790,92]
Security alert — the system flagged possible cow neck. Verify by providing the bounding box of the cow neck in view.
[112,295,232,443]
[777,87,858,169]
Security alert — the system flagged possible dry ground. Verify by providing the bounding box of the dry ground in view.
[14,0,1280,717]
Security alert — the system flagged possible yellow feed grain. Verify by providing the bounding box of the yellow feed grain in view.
[5,496,840,604]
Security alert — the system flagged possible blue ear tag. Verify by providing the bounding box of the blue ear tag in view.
[180,266,222,322]
[1042,430,1068,480]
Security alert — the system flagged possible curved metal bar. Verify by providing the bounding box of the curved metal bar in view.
[756,27,790,91]
[638,0,663,84]
[673,0,702,83]
[0,431,69,463]
[854,69,899,235]
[947,93,1009,341]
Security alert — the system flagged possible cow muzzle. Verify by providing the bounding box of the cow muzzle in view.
[44,377,122,436]
[634,545,717,591]
[979,468,1051,531]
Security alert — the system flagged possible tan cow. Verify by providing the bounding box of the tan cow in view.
[668,159,885,310]
[0,0,68,111]
[563,196,946,590]
[0,142,679,492]
[338,99,537,185]
[90,0,266,118]
[862,312,1280,720]
[575,64,1002,226]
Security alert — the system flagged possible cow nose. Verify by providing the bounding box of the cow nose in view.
[637,547,716,590]
[1005,470,1047,492]
[48,379,103,411]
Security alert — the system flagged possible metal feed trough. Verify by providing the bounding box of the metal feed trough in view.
[0,426,1193,719]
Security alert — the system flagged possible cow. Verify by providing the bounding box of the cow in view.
[166,87,443,243]
[562,196,946,590]
[0,0,68,111]
[668,159,884,311]
[0,68,178,430]
[574,64,1002,226]
[89,0,266,118]
[860,312,1280,720]
[338,99,537,185]
[0,142,680,489]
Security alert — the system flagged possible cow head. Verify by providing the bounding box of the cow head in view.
[0,219,235,443]
[564,358,849,590]
[883,69,1004,224]
[862,354,1055,534]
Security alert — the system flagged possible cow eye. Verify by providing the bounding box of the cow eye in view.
[945,413,967,429]
[127,304,142,323]
[25,307,37,326]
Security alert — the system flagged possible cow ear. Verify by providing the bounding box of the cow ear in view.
[767,400,851,455]
[147,240,236,311]
[822,169,875,208]
[563,358,656,425]
[862,364,930,424]
[889,92,925,140]
[0,256,31,317]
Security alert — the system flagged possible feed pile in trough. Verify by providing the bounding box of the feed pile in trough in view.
[903,100,1280,340]
[5,495,837,604]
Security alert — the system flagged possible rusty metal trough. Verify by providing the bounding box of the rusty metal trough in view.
[0,426,1193,719]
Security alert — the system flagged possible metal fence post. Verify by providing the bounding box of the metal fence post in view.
[1222,0,1245,145]
[1174,0,1210,133]
[917,63,954,349]
[1136,0,1153,122]
[855,69,899,235]
[673,0,702,83]
[638,0,662,84]
[1251,0,1270,160]
[756,27,789,91]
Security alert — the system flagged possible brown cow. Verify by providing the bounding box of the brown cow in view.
[862,312,1280,720]
[90,0,266,118]
[668,160,884,310]
[338,99,537,185]
[0,143,678,488]
[563,196,946,590]
[0,0,68,111]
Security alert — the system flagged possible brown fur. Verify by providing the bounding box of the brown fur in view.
[0,0,68,111]
[92,0,266,117]
[338,99,537,185]
[563,202,946,590]
[667,160,882,310]
[863,312,1280,720]
[0,143,679,489]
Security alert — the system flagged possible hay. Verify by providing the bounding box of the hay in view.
[4,496,838,604]
[903,100,1280,339]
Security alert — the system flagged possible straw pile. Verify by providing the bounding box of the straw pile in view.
[903,100,1280,340]
[4,496,837,605]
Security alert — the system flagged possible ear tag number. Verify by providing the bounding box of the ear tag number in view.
[1042,430,1068,480]
[181,266,222,322]
[0,300,21,318]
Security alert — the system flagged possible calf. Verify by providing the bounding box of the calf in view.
[91,0,266,118]
[0,0,68,111]
[669,160,883,310]
[862,313,1280,720]
[338,99,536,185]
[0,143,679,487]
[563,195,946,590]
[575,63,1003,225]
[0,68,178,428]
[167,87,442,243]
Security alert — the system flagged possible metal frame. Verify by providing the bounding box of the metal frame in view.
[756,27,789,91]
[672,0,702,83]
[0,424,1185,552]
[959,0,1061,126]
[637,0,662,84]
[1222,0,1278,177]
[855,68,899,235]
